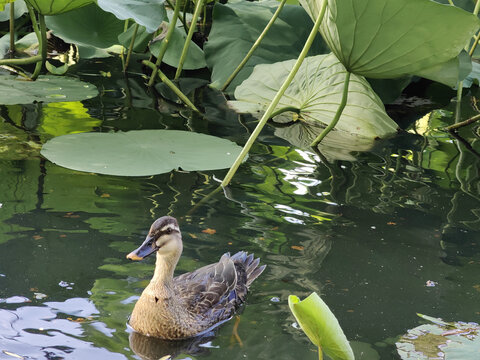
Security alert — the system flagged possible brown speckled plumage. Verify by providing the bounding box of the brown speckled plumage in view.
[127,216,265,340]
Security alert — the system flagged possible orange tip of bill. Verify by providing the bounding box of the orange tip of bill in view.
[126,252,143,261]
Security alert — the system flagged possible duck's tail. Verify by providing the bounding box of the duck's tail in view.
[231,251,266,288]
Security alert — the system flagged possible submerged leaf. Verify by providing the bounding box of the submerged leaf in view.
[289,293,354,360]
[396,315,480,359]
[40,130,243,176]
[229,53,398,139]
[300,0,480,78]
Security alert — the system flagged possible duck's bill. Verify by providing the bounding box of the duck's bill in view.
[126,235,156,261]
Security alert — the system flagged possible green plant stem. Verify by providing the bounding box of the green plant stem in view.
[174,0,205,80]
[447,0,454,5]
[143,60,199,112]
[165,0,187,29]
[26,3,40,40]
[9,2,14,56]
[124,23,139,72]
[269,106,300,119]
[220,0,328,187]
[120,20,130,70]
[0,55,42,66]
[30,13,47,80]
[318,346,323,360]
[220,0,287,91]
[445,113,480,131]
[310,71,351,147]
[147,0,181,87]
[469,31,480,56]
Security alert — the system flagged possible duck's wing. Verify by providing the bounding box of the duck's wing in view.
[174,253,238,315]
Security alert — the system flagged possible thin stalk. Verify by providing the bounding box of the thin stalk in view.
[0,54,42,66]
[124,23,139,72]
[469,31,480,56]
[147,0,181,87]
[269,106,300,119]
[9,2,14,56]
[448,0,454,5]
[220,0,328,187]
[445,113,480,131]
[26,3,40,40]
[165,0,187,29]
[310,71,351,147]
[220,0,287,91]
[120,19,130,70]
[143,60,199,112]
[455,82,463,123]
[174,0,205,80]
[474,0,480,15]
[30,13,47,80]
[318,347,323,360]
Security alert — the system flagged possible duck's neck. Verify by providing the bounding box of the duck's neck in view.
[150,248,182,293]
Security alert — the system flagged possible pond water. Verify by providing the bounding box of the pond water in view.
[1,59,479,360]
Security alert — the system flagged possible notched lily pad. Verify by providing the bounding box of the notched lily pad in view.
[396,314,480,359]
[40,130,243,176]
[0,75,98,105]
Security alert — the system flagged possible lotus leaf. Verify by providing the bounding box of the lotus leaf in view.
[0,75,98,105]
[204,0,329,92]
[97,0,166,33]
[396,315,480,359]
[40,130,243,176]
[0,0,27,21]
[26,0,94,15]
[300,0,480,78]
[229,53,398,139]
[289,293,354,360]
[45,3,124,49]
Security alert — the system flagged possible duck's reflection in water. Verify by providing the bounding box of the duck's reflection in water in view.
[129,330,217,360]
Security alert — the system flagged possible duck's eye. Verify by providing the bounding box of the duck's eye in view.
[166,228,172,234]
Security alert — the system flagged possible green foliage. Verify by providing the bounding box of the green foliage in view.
[45,3,124,48]
[0,75,98,105]
[25,0,94,15]
[289,292,354,360]
[0,0,27,21]
[205,0,329,92]
[40,130,243,176]
[300,0,480,79]
[97,0,166,33]
[230,53,398,139]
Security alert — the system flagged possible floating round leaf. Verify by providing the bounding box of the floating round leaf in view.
[25,0,94,15]
[40,130,243,176]
[0,75,98,105]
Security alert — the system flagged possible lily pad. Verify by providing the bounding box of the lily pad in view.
[396,314,480,359]
[25,0,94,15]
[229,53,399,139]
[0,0,27,22]
[97,0,166,33]
[204,0,329,92]
[0,75,98,105]
[40,130,243,176]
[300,0,480,78]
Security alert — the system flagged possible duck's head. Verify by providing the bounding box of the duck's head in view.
[126,216,182,261]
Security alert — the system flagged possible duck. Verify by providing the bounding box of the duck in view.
[126,216,266,340]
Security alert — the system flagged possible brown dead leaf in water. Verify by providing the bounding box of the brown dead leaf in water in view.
[291,245,304,251]
[188,233,197,239]
[473,284,480,292]
[59,234,67,238]
[202,228,216,235]
[387,222,397,225]
[100,193,110,198]
[63,212,80,218]
[32,235,43,240]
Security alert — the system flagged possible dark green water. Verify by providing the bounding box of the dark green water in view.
[1,60,479,359]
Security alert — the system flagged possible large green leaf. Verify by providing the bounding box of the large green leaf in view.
[396,314,480,359]
[149,24,206,70]
[45,3,124,48]
[40,130,243,176]
[415,51,472,88]
[0,75,98,105]
[289,293,354,360]
[97,0,166,33]
[229,53,399,139]
[204,0,329,92]
[300,0,480,78]
[25,0,94,15]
